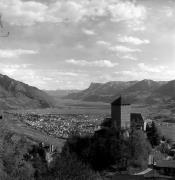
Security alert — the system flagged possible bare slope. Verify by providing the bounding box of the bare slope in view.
[0,74,55,109]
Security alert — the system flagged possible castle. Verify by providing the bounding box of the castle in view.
[103,96,145,131]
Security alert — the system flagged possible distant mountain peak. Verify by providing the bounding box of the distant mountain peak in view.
[64,79,168,104]
[89,82,102,87]
[142,79,155,82]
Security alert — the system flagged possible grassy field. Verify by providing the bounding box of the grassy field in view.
[157,123,175,142]
[11,98,151,116]
[10,98,110,115]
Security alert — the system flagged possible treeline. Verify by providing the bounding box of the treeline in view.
[0,125,101,180]
[0,121,162,180]
[64,128,152,172]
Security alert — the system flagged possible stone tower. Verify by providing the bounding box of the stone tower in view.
[111,96,131,130]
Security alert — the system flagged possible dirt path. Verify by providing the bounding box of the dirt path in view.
[134,168,152,175]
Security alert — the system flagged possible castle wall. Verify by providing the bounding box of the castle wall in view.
[111,104,131,130]
[121,105,131,129]
[111,105,121,130]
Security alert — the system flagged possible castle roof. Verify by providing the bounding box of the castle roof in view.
[155,160,175,168]
[111,96,130,106]
[131,113,144,124]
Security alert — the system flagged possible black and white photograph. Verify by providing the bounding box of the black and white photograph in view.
[0,0,175,179]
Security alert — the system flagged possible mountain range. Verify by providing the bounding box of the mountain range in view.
[45,89,80,98]
[2,73,175,110]
[0,74,55,109]
[63,79,175,104]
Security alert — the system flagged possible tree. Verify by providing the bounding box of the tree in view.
[49,151,101,180]
[1,133,35,180]
[129,130,152,169]
[100,118,112,128]
[62,127,129,171]
[157,142,170,154]
[146,122,160,147]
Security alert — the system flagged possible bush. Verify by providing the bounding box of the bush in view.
[0,123,152,179]
[62,128,129,171]
[157,142,170,154]
[129,130,152,169]
[146,122,160,147]
[49,151,101,180]
[1,133,35,180]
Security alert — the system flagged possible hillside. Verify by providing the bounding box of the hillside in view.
[154,80,175,97]
[115,79,162,103]
[0,74,55,109]
[145,80,175,104]
[64,79,168,104]
[65,81,137,102]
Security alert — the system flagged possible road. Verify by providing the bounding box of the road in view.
[134,168,152,175]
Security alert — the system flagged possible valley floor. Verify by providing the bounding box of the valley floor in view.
[3,113,66,152]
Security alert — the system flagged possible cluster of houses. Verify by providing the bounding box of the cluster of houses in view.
[3,112,101,138]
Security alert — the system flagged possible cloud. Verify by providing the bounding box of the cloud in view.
[108,1,146,22]
[0,49,38,58]
[121,55,137,61]
[56,72,78,76]
[109,45,141,53]
[117,35,150,45]
[0,63,31,76]
[0,0,48,26]
[116,70,139,77]
[0,0,147,26]
[96,40,141,54]
[66,59,118,68]
[0,0,85,25]
[82,28,95,35]
[115,66,175,81]
[138,63,166,73]
[153,57,158,61]
[96,40,111,46]
[126,18,146,31]
[163,7,173,17]
[0,63,86,89]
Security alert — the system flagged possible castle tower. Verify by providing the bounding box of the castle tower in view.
[111,96,131,130]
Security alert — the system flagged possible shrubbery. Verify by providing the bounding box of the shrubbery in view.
[128,130,152,169]
[0,121,152,179]
[49,152,101,180]
[0,125,100,180]
[146,122,161,147]
[63,128,151,171]
[0,130,35,180]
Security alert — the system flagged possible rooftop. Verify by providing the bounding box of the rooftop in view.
[155,160,175,168]
[111,96,130,106]
[131,113,144,123]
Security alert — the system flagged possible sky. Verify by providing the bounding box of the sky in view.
[0,0,175,90]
